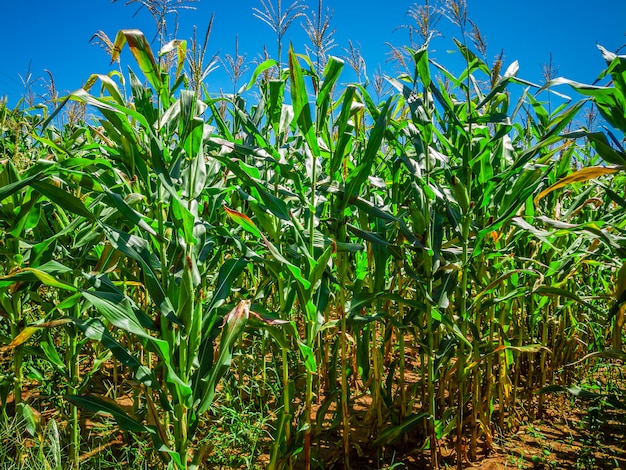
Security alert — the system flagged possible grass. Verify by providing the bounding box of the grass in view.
[203,397,273,468]
[0,416,61,470]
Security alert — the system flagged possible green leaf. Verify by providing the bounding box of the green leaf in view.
[17,403,39,437]
[197,300,250,414]
[261,234,311,290]
[298,341,317,373]
[330,85,357,176]
[81,287,169,360]
[533,285,602,314]
[289,47,320,156]
[40,333,66,372]
[538,384,626,409]
[0,173,43,202]
[171,196,198,245]
[374,412,429,445]
[103,188,158,238]
[205,257,248,322]
[587,132,626,165]
[66,394,151,433]
[84,73,126,105]
[75,318,159,390]
[310,242,334,292]
[316,56,344,128]
[30,180,96,221]
[100,225,179,325]
[344,98,392,202]
[111,29,162,93]
[246,58,279,90]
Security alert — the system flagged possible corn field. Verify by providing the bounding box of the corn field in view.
[1,3,625,469]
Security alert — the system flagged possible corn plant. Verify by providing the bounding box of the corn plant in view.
[2,5,625,468]
[0,30,262,470]
[532,45,626,409]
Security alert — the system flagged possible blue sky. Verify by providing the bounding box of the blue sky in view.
[1,0,625,108]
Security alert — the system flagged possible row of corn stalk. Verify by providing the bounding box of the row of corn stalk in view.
[1,23,624,470]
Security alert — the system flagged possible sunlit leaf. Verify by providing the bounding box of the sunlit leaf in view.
[535,166,621,203]
[224,206,262,238]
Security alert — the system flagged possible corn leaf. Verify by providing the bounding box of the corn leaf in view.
[197,300,250,414]
[289,46,320,156]
[75,318,160,391]
[535,165,621,203]
[111,29,162,92]
[224,206,262,238]
[66,394,152,433]
[374,412,429,445]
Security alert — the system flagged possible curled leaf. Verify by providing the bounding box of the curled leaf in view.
[535,166,621,204]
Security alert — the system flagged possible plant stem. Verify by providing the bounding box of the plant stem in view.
[338,238,351,468]
[68,319,80,470]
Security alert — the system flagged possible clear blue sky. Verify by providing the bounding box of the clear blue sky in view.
[1,0,625,108]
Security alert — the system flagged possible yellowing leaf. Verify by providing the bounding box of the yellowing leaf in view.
[111,29,161,91]
[9,327,40,349]
[8,319,73,349]
[22,268,78,292]
[38,319,73,328]
[224,206,261,238]
[492,343,549,354]
[534,166,621,204]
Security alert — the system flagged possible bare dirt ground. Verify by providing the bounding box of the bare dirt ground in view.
[3,350,624,469]
[308,392,626,470]
[6,378,626,469]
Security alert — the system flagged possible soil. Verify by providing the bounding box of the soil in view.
[244,378,626,470]
[2,349,625,469]
[315,393,626,470]
[307,397,626,469]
